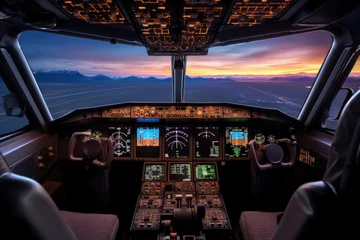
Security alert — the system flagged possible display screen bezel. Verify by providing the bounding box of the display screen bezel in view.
[135,125,162,161]
[224,126,250,160]
[193,162,219,181]
[142,162,167,181]
[168,162,193,182]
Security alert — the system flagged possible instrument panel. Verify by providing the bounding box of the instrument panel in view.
[67,123,293,161]
[60,103,296,161]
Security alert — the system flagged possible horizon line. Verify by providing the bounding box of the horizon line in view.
[33,69,360,78]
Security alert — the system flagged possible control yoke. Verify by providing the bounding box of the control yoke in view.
[68,131,114,169]
[249,138,296,170]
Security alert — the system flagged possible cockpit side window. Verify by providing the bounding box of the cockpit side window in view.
[0,76,29,137]
[325,57,360,130]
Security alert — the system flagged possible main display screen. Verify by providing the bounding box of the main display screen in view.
[225,126,249,158]
[109,126,131,157]
[169,163,192,181]
[136,127,160,158]
[195,126,220,158]
[143,164,165,181]
[195,163,217,180]
[164,126,189,158]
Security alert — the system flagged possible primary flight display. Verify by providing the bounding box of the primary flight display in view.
[136,127,160,158]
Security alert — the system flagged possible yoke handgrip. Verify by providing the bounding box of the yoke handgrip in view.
[68,132,91,161]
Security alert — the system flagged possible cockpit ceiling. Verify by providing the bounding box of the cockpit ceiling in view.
[52,0,294,55]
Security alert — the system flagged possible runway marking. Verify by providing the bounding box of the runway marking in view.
[44,82,171,100]
[48,89,129,108]
[247,86,302,107]
[47,83,167,109]
[237,90,253,101]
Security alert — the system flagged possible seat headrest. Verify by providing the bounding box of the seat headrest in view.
[323,90,360,191]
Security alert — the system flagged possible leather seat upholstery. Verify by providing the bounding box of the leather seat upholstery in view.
[0,153,119,240]
[240,90,360,240]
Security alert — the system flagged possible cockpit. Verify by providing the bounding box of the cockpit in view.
[0,1,360,240]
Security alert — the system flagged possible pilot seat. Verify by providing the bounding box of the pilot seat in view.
[240,90,360,240]
[0,154,119,240]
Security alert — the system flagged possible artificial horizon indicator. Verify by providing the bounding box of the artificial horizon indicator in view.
[136,127,160,158]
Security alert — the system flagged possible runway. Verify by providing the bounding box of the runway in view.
[0,79,329,134]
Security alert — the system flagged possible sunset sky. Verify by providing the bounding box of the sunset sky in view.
[19,30,360,78]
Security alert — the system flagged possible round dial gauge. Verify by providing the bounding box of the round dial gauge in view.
[268,134,276,143]
[91,131,102,139]
[254,133,265,145]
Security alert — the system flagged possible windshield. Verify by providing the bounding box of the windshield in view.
[20,31,172,119]
[20,30,332,119]
[186,31,333,118]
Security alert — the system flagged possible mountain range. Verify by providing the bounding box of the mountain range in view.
[33,70,360,84]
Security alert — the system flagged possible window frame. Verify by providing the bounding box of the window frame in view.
[321,52,360,132]
[0,51,37,139]
[6,27,342,127]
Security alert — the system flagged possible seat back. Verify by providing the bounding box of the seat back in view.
[272,181,342,240]
[0,153,77,240]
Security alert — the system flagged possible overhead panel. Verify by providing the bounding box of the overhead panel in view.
[54,0,126,24]
[50,0,295,55]
[130,0,226,56]
[227,0,293,27]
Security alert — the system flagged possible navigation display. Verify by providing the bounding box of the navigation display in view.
[195,163,217,180]
[225,127,248,158]
[169,163,192,181]
[136,127,160,158]
[144,164,165,181]
[109,126,131,157]
[195,126,220,158]
[164,126,189,158]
